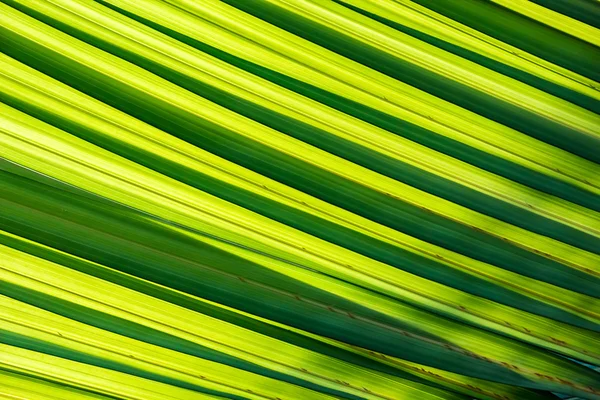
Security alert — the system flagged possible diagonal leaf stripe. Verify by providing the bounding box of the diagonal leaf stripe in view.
[0,0,599,399]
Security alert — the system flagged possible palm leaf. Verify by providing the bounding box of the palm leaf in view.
[1,0,599,399]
